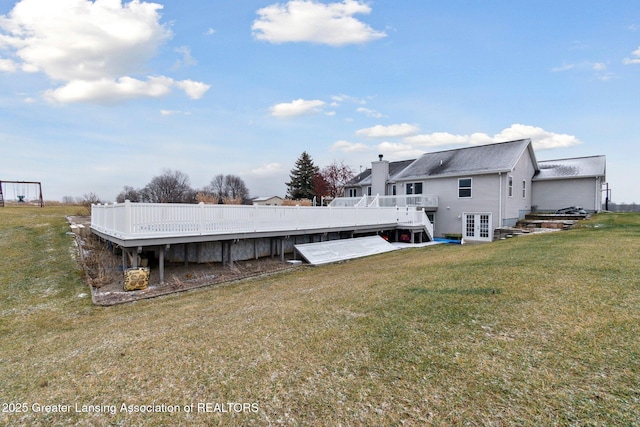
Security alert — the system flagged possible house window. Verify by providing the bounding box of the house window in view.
[348,188,357,197]
[508,176,513,197]
[392,184,396,196]
[458,178,472,198]
[367,187,372,196]
[522,180,526,198]
[406,182,423,195]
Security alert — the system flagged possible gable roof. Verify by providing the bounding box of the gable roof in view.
[534,155,606,181]
[393,139,536,181]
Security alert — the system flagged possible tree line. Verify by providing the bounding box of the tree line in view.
[115,152,354,205]
[116,169,250,204]
[71,152,355,206]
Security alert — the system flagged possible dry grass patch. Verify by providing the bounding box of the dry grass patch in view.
[0,208,638,425]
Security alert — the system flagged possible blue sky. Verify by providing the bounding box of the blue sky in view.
[0,0,638,202]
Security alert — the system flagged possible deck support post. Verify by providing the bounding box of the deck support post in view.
[270,238,275,259]
[159,247,165,284]
[224,241,233,269]
[183,244,189,267]
[280,238,285,262]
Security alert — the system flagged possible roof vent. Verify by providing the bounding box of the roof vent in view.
[378,154,383,161]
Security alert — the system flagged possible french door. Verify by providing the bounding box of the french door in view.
[463,213,492,242]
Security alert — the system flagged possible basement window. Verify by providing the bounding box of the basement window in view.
[458,178,472,198]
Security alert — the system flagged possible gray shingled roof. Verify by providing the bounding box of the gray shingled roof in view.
[534,156,606,180]
[394,139,534,181]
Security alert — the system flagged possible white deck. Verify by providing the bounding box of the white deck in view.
[91,201,434,248]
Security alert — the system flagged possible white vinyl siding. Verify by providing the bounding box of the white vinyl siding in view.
[532,178,601,212]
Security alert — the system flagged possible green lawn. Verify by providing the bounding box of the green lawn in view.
[1,207,638,426]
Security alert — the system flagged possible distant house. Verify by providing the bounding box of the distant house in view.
[342,139,606,242]
[252,196,284,206]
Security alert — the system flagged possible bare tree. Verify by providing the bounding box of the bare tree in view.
[206,174,250,203]
[79,192,102,214]
[225,175,250,201]
[208,174,227,199]
[320,160,355,199]
[116,186,141,203]
[140,169,195,203]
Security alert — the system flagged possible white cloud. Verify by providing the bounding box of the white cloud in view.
[160,109,191,116]
[356,107,384,118]
[270,98,325,117]
[374,142,424,159]
[0,58,18,72]
[330,140,370,153]
[252,0,386,46]
[494,124,581,150]
[331,93,366,104]
[0,0,210,103]
[173,46,197,68]
[405,124,581,150]
[551,61,615,80]
[623,46,640,64]
[404,132,488,147]
[44,76,209,103]
[247,163,285,177]
[356,123,420,138]
[205,28,216,35]
[175,80,210,99]
[551,63,575,72]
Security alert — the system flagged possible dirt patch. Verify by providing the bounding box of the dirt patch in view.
[68,216,301,306]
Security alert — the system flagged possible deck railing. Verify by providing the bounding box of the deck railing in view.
[91,201,433,241]
[330,194,438,209]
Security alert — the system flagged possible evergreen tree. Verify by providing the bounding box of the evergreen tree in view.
[286,151,319,200]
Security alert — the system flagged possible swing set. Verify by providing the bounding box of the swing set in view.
[0,180,44,207]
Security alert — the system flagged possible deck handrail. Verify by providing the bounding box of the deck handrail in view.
[91,201,433,241]
[330,194,438,208]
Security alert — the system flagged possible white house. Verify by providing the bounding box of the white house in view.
[342,139,606,242]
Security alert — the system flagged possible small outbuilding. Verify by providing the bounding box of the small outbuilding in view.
[252,196,284,206]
